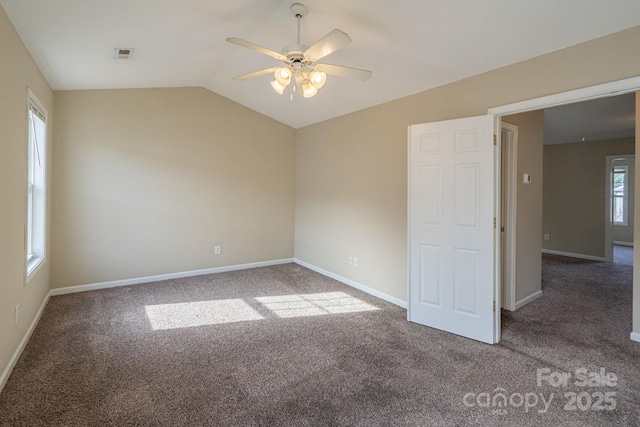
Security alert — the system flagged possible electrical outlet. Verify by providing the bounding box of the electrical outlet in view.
[353,257,359,267]
[15,304,20,325]
[543,234,550,241]
[214,245,221,255]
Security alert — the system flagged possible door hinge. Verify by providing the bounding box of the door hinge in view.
[493,301,496,312]
[501,226,505,232]
[493,134,497,145]
[493,218,497,229]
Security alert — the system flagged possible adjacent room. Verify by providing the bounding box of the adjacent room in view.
[542,94,636,265]
[2,1,640,425]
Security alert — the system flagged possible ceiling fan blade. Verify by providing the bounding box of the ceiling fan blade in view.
[226,37,287,61]
[315,63,372,81]
[304,29,351,62]
[233,67,280,81]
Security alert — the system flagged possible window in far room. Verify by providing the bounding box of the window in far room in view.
[613,165,628,226]
[26,90,47,280]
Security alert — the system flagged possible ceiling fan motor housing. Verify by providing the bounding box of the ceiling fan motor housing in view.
[282,43,310,65]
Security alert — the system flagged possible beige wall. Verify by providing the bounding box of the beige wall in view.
[542,138,635,257]
[613,157,635,243]
[52,88,295,287]
[0,6,53,384]
[295,113,408,300]
[295,25,640,309]
[503,112,544,302]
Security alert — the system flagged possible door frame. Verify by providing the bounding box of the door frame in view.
[489,75,640,342]
[500,122,518,311]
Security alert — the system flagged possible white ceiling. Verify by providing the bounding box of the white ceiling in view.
[3,0,640,129]
[544,94,636,145]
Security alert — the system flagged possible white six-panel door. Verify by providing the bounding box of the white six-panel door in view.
[408,115,496,344]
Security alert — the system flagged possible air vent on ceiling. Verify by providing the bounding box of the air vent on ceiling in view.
[114,48,134,60]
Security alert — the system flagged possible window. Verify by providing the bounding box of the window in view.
[26,90,47,279]
[612,165,628,226]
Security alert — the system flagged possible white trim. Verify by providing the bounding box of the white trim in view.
[25,89,48,284]
[26,256,45,283]
[607,156,634,261]
[406,126,412,320]
[488,76,640,116]
[0,292,50,393]
[492,115,500,342]
[631,332,640,343]
[27,88,48,121]
[608,156,635,260]
[500,122,518,312]
[612,164,629,226]
[605,156,616,262]
[50,259,294,296]
[541,249,606,262]
[294,258,408,309]
[604,154,636,261]
[515,290,543,310]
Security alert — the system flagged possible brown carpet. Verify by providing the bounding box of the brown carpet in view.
[614,245,634,266]
[1,257,639,426]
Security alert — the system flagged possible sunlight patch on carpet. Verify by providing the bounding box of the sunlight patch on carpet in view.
[255,291,379,318]
[145,299,264,330]
[145,292,379,329]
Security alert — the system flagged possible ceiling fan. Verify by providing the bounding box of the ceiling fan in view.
[226,3,372,99]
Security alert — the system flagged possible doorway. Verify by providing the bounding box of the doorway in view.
[491,77,639,343]
[408,77,640,344]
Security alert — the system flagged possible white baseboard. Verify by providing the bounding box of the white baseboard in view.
[614,241,634,247]
[50,258,294,296]
[293,258,408,309]
[515,290,543,310]
[631,332,640,343]
[0,292,50,393]
[541,249,606,262]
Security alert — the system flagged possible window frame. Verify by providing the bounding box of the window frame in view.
[26,89,47,281]
[612,164,628,227]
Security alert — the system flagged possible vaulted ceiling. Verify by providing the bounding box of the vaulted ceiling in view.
[2,0,640,130]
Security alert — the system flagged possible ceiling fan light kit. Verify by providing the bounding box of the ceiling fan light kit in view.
[226,3,371,99]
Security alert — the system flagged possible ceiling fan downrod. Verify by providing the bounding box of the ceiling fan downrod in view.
[295,8,302,45]
[291,2,308,44]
